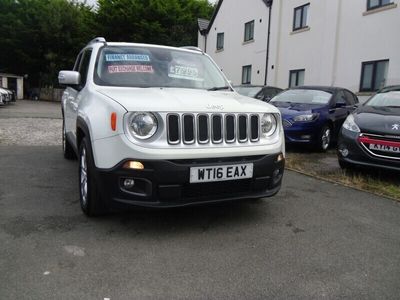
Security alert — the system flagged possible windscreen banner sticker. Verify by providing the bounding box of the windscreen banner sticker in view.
[168,65,203,81]
[105,54,150,62]
[108,65,154,74]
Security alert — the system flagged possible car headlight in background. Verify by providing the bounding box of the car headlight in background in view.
[342,114,360,133]
[261,113,277,137]
[128,112,158,139]
[293,113,319,122]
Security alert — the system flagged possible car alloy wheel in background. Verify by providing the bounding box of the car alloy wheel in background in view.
[319,126,331,152]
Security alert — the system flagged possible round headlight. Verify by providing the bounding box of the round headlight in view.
[129,112,158,139]
[261,113,277,137]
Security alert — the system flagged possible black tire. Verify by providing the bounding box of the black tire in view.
[62,118,76,160]
[78,137,106,216]
[316,125,332,152]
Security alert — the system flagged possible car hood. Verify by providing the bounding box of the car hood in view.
[96,87,280,114]
[354,105,400,135]
[271,101,326,118]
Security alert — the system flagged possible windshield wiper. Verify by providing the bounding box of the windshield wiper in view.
[207,86,232,91]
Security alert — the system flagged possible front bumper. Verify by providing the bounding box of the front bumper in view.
[95,154,285,208]
[283,120,321,144]
[338,129,400,171]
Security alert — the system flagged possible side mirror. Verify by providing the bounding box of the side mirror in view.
[58,71,80,86]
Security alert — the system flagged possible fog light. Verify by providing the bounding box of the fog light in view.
[276,153,285,162]
[123,178,135,188]
[339,148,349,157]
[123,161,144,170]
[273,169,280,177]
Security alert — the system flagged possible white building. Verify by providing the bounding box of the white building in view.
[0,73,24,99]
[198,0,400,99]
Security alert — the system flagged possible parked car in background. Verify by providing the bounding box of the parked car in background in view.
[234,85,283,102]
[58,38,285,216]
[0,88,11,105]
[338,85,400,171]
[270,86,359,151]
[0,90,5,106]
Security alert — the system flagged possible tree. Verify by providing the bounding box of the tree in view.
[0,0,214,87]
[96,0,213,46]
[0,0,96,86]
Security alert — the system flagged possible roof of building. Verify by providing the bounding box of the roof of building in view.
[0,73,24,79]
[199,0,271,35]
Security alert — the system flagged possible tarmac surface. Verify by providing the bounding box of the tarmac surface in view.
[1,101,400,299]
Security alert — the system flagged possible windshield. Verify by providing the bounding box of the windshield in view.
[271,89,332,105]
[235,86,262,97]
[94,46,228,89]
[365,91,400,107]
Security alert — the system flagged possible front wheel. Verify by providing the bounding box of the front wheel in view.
[316,125,331,152]
[79,137,106,216]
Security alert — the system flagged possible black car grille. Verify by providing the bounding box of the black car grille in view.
[167,113,260,145]
[359,133,400,160]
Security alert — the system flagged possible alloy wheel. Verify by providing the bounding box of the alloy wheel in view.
[80,147,88,207]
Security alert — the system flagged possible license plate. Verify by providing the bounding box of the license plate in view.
[189,163,254,183]
[369,143,400,153]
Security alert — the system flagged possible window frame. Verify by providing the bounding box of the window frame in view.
[359,59,389,92]
[216,32,224,51]
[367,0,393,10]
[242,65,252,84]
[244,20,255,42]
[77,48,93,89]
[293,3,310,31]
[288,69,305,88]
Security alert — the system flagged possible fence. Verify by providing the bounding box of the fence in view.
[39,88,64,102]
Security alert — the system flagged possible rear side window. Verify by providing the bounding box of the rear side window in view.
[334,91,347,105]
[344,90,356,105]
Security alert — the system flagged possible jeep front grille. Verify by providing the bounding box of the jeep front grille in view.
[167,113,260,145]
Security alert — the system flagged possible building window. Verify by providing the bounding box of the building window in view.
[293,3,309,31]
[289,69,305,87]
[242,65,252,84]
[367,0,393,10]
[244,20,254,42]
[216,32,224,50]
[360,59,389,92]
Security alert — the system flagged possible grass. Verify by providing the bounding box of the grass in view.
[285,151,400,202]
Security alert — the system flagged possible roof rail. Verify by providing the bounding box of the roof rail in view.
[87,37,107,45]
[180,46,203,53]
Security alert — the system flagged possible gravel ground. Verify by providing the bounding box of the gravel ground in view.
[0,101,62,146]
[0,117,62,145]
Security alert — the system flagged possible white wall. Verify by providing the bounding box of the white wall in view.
[334,0,400,92]
[1,77,7,88]
[200,0,400,94]
[16,78,24,99]
[273,0,341,88]
[205,0,271,85]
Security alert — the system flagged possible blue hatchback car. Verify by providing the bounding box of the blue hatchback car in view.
[270,86,359,151]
